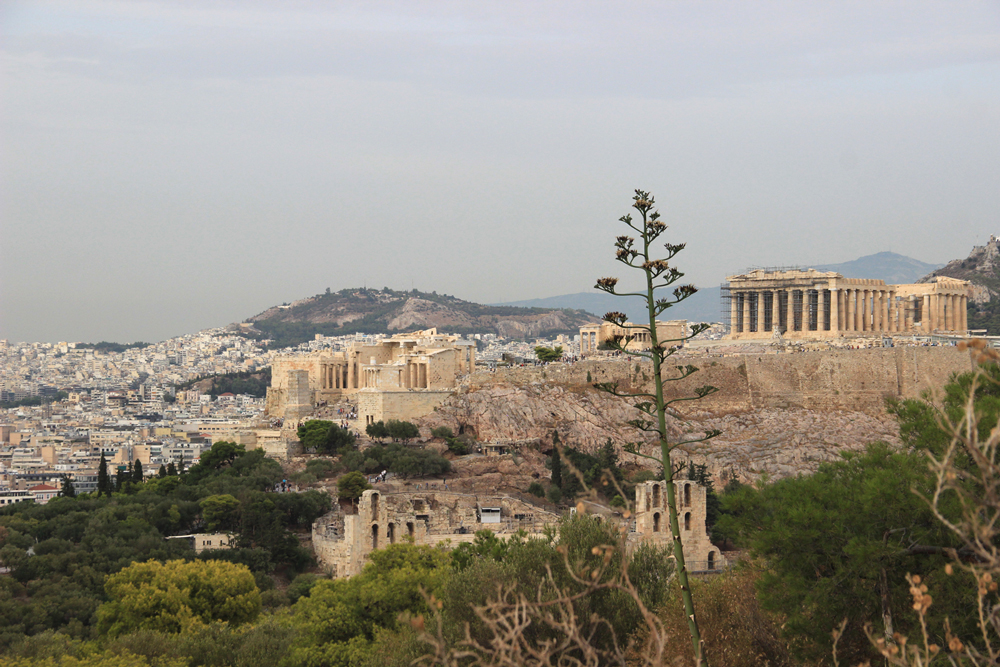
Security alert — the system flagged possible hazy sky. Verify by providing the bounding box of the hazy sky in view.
[2,1,999,343]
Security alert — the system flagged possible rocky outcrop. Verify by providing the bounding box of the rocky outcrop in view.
[418,383,672,452]
[418,381,903,486]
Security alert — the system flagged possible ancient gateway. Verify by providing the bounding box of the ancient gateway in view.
[266,328,476,424]
[580,320,688,356]
[723,269,972,340]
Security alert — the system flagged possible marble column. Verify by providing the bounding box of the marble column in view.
[348,356,355,389]
[847,289,856,332]
[949,294,957,331]
[871,291,881,332]
[858,290,866,331]
[961,295,968,333]
[742,292,751,334]
[730,294,738,334]
[830,288,839,334]
[771,290,780,332]
[785,290,794,332]
[923,295,932,331]
[819,290,828,332]
[881,291,889,333]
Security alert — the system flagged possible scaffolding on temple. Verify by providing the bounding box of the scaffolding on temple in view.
[720,267,828,334]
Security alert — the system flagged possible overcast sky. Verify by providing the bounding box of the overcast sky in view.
[2,1,999,343]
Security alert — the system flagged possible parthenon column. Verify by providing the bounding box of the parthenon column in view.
[923,295,932,331]
[830,288,839,334]
[961,295,968,333]
[742,292,751,335]
[858,290,866,331]
[847,290,856,332]
[871,291,881,331]
[730,295,738,334]
[347,357,355,389]
[819,290,828,332]
[880,291,889,333]
[771,291,780,332]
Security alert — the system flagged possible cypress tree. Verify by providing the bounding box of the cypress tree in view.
[97,453,110,496]
[167,462,177,476]
[158,464,167,478]
[133,459,144,483]
[551,431,563,489]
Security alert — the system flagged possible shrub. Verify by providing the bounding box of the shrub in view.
[527,481,545,498]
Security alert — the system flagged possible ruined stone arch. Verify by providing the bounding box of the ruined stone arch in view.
[684,512,690,531]
[652,512,661,532]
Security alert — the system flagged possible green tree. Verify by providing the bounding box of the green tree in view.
[290,543,451,666]
[366,420,389,441]
[593,189,720,663]
[196,441,245,470]
[158,464,167,478]
[131,459,143,483]
[199,494,240,531]
[298,420,334,452]
[385,419,419,443]
[337,471,372,501]
[534,345,563,362]
[97,453,111,497]
[59,475,75,498]
[96,559,261,637]
[718,443,966,663]
[166,462,177,476]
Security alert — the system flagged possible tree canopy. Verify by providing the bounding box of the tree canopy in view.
[97,559,261,636]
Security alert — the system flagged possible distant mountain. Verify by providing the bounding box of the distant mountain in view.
[814,252,943,284]
[498,290,722,325]
[245,288,600,347]
[500,252,943,325]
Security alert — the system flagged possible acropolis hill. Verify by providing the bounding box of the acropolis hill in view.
[410,344,970,486]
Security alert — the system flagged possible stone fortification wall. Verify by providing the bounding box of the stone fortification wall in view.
[355,389,454,424]
[469,346,972,415]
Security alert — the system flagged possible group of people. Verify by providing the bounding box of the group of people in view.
[369,470,390,484]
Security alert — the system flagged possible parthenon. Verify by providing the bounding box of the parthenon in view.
[723,269,972,340]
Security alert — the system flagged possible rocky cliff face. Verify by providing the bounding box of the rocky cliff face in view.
[417,380,901,485]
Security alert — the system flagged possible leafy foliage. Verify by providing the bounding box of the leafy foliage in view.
[298,420,356,456]
[534,345,563,362]
[337,471,372,500]
[96,559,261,637]
[341,442,450,479]
[718,443,968,663]
[174,369,272,398]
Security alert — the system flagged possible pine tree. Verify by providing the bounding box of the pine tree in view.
[97,453,111,496]
[167,462,177,476]
[133,459,144,483]
[158,464,167,478]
